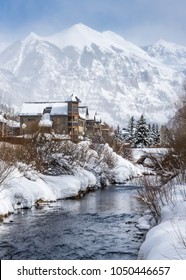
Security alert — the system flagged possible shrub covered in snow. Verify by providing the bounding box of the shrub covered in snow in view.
[0,138,142,216]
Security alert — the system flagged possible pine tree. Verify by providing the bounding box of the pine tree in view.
[126,116,136,145]
[149,123,156,146]
[114,124,123,141]
[154,124,161,145]
[128,116,135,134]
[134,114,150,148]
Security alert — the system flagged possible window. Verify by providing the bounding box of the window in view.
[43,107,52,114]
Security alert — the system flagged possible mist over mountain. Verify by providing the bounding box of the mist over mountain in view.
[0,23,185,125]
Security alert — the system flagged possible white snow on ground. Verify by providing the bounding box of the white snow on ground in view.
[0,168,96,215]
[138,184,186,260]
[137,215,152,230]
[132,147,168,163]
[132,148,186,260]
[113,154,142,183]
[0,145,142,216]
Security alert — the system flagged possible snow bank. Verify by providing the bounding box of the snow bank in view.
[0,142,142,216]
[0,168,97,216]
[73,167,97,190]
[75,142,142,183]
[113,154,142,183]
[138,184,186,260]
[40,175,82,199]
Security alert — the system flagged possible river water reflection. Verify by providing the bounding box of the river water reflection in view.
[0,184,145,260]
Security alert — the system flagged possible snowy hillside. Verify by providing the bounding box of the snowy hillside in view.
[0,23,185,125]
[142,39,186,73]
[0,42,9,53]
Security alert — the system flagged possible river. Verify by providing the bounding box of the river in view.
[0,184,146,260]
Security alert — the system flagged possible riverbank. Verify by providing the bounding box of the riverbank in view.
[138,176,186,260]
[0,169,96,218]
[0,144,143,218]
[130,148,186,260]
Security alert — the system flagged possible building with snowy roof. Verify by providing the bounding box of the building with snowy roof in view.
[20,101,69,135]
[19,94,104,142]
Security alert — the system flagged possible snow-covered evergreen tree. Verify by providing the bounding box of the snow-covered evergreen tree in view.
[148,123,155,146]
[134,114,150,148]
[125,116,136,145]
[155,124,161,145]
[148,123,161,146]
[114,125,123,140]
[122,116,161,147]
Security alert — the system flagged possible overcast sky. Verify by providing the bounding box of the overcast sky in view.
[0,0,185,46]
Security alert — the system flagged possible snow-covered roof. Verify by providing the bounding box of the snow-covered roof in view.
[20,102,68,116]
[0,115,7,123]
[65,93,81,103]
[88,111,101,122]
[79,106,88,120]
[7,120,20,128]
[0,115,20,127]
[50,103,68,115]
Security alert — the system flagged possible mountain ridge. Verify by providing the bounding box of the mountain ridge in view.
[0,23,185,126]
[142,39,186,72]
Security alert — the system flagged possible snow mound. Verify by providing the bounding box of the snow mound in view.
[138,185,186,260]
[0,169,97,215]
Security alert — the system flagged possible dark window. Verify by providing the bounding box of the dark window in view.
[43,107,52,114]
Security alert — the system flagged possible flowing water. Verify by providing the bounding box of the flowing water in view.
[0,184,146,260]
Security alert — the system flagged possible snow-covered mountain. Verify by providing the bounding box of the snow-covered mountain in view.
[0,42,9,53]
[142,39,186,74]
[0,23,185,125]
